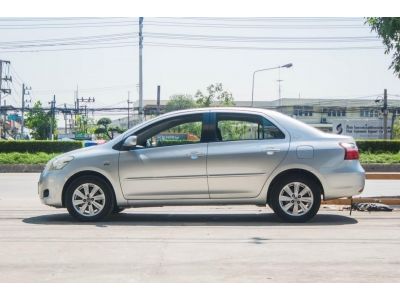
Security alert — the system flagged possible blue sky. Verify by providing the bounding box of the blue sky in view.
[1,17,399,119]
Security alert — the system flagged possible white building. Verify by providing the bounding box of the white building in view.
[111,97,400,139]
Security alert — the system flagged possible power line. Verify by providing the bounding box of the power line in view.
[1,32,135,44]
[0,32,137,49]
[145,32,380,44]
[0,19,137,30]
[0,32,380,50]
[0,43,136,53]
[0,42,384,53]
[145,42,383,51]
[144,20,367,29]
[0,17,128,22]
[159,17,363,22]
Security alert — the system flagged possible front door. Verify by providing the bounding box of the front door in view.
[119,113,209,200]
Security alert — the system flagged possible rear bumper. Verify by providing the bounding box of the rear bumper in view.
[322,162,365,200]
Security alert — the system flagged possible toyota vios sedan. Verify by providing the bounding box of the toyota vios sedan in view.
[39,107,365,222]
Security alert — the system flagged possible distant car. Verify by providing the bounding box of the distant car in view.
[83,140,98,147]
[39,107,365,222]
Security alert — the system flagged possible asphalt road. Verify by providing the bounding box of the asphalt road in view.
[0,173,399,282]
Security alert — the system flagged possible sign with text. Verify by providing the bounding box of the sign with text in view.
[331,119,391,139]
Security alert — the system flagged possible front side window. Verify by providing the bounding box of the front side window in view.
[136,114,203,148]
[216,113,284,142]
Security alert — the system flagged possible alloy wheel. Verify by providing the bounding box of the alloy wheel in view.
[72,183,106,217]
[278,182,314,216]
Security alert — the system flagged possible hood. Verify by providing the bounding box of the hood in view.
[57,143,108,159]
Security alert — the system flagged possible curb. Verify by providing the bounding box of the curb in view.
[323,197,400,205]
[362,163,400,172]
[0,164,45,173]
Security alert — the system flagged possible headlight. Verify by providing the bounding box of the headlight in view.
[49,156,74,170]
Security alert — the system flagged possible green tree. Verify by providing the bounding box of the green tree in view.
[94,117,123,140]
[165,94,197,112]
[25,101,56,140]
[195,83,235,107]
[366,17,400,78]
[75,115,96,136]
[393,118,400,139]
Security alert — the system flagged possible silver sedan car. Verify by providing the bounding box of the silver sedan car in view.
[39,107,365,222]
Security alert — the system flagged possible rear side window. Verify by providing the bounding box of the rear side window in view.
[216,113,284,142]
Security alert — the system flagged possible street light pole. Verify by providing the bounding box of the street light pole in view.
[251,63,293,107]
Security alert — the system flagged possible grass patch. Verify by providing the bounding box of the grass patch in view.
[0,152,60,164]
[359,152,400,164]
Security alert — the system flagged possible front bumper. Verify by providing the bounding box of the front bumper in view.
[38,169,65,208]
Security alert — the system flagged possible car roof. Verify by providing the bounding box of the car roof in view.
[161,106,279,117]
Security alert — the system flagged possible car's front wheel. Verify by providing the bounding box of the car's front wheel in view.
[269,175,321,222]
[65,175,115,222]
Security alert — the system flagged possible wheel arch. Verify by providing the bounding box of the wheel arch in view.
[62,170,117,208]
[266,169,324,205]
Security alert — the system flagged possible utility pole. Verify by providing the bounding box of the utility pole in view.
[277,80,283,101]
[76,97,96,118]
[391,109,397,139]
[278,66,282,103]
[138,17,144,122]
[74,87,78,131]
[127,91,132,129]
[76,97,95,135]
[49,95,56,140]
[21,83,31,138]
[0,60,12,138]
[156,85,161,115]
[383,89,388,140]
[63,103,68,135]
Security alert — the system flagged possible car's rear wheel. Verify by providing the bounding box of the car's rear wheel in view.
[65,175,114,222]
[269,175,321,222]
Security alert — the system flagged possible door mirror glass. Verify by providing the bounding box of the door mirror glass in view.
[123,135,137,148]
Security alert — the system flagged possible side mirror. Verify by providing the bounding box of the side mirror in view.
[123,135,137,148]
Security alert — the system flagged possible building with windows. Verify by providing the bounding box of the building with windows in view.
[0,105,22,139]
[111,97,400,139]
[257,98,400,138]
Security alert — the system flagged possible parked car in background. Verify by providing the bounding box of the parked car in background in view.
[39,107,365,222]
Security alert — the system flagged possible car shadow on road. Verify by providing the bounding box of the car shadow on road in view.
[23,211,358,226]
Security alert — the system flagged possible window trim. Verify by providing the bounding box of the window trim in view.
[209,112,286,143]
[117,112,209,150]
[139,113,207,148]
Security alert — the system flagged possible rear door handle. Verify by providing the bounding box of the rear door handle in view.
[187,152,205,160]
[264,147,280,155]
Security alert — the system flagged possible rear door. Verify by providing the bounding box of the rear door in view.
[207,111,289,199]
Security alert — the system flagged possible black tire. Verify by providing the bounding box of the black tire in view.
[113,207,125,214]
[269,175,321,222]
[65,175,115,222]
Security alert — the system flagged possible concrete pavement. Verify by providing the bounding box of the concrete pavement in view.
[0,173,399,282]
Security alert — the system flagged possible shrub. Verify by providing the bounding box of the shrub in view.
[356,140,400,153]
[0,152,60,164]
[0,140,83,153]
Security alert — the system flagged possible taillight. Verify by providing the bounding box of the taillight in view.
[339,142,359,160]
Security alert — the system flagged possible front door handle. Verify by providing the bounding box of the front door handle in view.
[264,147,280,155]
[187,152,205,160]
